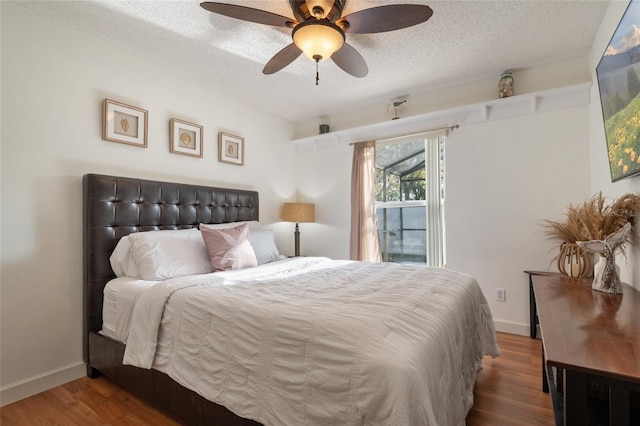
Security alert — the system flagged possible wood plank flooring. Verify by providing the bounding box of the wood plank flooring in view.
[1,332,553,425]
[466,332,554,425]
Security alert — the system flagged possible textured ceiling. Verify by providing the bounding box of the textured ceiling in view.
[14,0,610,123]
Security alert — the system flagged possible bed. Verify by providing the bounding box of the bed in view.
[83,173,500,426]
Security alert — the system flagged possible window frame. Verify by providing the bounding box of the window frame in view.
[375,132,447,266]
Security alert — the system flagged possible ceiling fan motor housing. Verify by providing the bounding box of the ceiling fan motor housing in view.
[289,0,347,22]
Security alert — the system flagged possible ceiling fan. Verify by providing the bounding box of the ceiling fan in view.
[200,0,433,84]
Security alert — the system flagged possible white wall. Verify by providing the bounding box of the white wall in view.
[0,3,295,405]
[446,107,590,328]
[589,0,640,290]
[295,145,353,259]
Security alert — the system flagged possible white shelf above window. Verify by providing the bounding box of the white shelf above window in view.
[292,82,592,152]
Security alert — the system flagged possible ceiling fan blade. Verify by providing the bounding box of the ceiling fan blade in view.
[263,43,303,74]
[340,5,433,34]
[331,43,368,78]
[200,2,294,27]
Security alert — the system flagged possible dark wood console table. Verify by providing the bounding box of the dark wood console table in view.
[532,274,640,425]
[525,270,563,338]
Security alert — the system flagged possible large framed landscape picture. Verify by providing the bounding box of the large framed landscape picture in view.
[596,0,640,181]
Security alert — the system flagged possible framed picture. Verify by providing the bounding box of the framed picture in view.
[170,118,203,158]
[218,132,245,166]
[103,99,148,147]
[596,0,640,181]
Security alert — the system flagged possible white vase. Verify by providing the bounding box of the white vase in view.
[592,254,622,294]
[576,223,630,295]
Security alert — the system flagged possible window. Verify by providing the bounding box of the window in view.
[375,135,445,266]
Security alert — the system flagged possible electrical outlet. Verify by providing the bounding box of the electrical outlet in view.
[496,288,506,302]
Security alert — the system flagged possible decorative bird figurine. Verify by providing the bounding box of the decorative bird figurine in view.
[391,100,406,120]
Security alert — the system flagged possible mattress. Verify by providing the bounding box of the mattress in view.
[121,257,499,426]
[101,261,291,342]
[101,277,155,342]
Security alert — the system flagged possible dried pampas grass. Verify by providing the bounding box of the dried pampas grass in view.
[542,192,640,254]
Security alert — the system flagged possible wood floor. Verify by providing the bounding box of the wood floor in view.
[1,332,553,425]
[466,332,554,425]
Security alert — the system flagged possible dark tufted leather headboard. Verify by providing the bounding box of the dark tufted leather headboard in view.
[82,173,259,362]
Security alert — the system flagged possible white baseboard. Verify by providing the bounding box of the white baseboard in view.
[0,362,86,407]
[493,319,535,337]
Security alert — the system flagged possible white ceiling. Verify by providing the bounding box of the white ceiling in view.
[14,0,611,123]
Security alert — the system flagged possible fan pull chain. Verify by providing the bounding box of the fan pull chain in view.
[313,55,321,86]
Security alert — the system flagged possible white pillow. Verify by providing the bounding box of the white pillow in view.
[110,236,140,278]
[127,228,213,280]
[249,229,280,265]
[200,221,262,231]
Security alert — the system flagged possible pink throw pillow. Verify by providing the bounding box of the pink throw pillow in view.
[200,223,257,271]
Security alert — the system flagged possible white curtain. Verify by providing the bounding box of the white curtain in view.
[377,130,448,267]
[350,141,382,262]
[425,137,445,267]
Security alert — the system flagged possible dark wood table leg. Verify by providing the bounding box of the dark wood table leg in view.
[529,274,537,339]
[610,386,630,426]
[564,369,587,426]
[542,344,549,393]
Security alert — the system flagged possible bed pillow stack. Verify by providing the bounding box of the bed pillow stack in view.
[109,221,281,280]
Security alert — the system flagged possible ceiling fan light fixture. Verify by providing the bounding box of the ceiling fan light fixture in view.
[292,20,345,62]
[202,1,433,80]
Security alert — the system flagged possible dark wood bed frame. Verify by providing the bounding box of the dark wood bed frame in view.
[83,174,262,425]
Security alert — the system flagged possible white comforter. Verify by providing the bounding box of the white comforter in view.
[123,257,499,426]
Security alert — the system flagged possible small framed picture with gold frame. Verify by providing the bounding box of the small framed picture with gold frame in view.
[103,99,148,147]
[218,132,244,166]
[170,118,203,158]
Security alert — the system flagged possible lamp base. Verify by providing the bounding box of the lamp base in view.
[294,223,300,257]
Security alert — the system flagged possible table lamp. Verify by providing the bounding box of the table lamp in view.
[282,202,315,256]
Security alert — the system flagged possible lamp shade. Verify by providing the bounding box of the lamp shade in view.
[282,203,315,223]
[292,20,345,62]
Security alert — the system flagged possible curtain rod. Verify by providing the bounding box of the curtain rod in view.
[348,124,459,146]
